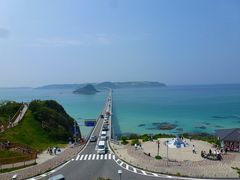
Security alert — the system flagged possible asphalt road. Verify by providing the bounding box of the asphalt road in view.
[48,114,185,180]
[48,91,183,180]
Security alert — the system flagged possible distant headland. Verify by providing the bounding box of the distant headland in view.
[37,81,166,90]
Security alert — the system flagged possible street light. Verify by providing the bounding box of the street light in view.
[157,140,160,156]
[166,140,169,166]
[118,169,122,180]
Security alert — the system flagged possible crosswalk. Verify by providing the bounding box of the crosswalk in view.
[72,153,115,161]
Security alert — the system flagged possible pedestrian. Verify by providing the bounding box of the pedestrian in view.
[192,145,196,154]
[209,149,212,155]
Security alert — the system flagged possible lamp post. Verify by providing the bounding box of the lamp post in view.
[118,169,122,180]
[166,140,169,166]
[157,140,160,156]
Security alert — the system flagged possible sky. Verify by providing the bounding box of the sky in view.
[0,0,240,87]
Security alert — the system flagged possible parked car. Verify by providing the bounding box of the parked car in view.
[89,135,97,142]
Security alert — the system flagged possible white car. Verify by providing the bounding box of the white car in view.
[97,140,107,154]
[100,131,107,140]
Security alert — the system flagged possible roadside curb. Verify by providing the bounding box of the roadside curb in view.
[108,141,216,180]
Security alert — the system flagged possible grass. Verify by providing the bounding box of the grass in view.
[0,150,23,158]
[1,111,66,151]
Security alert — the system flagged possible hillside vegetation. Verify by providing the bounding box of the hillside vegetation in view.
[0,101,22,127]
[1,100,80,151]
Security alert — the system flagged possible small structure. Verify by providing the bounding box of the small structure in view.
[215,128,240,152]
[166,135,188,148]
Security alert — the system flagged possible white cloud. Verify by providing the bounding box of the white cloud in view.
[28,33,115,47]
[95,33,112,45]
[29,38,84,47]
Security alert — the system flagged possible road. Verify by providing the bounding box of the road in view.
[48,91,190,180]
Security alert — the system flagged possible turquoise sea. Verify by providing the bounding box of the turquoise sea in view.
[1,84,240,137]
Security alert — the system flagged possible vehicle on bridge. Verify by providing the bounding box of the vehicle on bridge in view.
[89,135,97,142]
[97,140,108,154]
[100,131,107,140]
[102,124,109,131]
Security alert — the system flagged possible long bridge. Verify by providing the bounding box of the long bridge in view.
[46,89,182,180]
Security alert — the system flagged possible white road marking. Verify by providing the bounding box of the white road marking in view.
[80,155,84,160]
[126,164,129,170]
[152,173,158,177]
[133,167,137,173]
[92,154,96,160]
[141,170,147,175]
[88,154,92,160]
[76,155,80,161]
[116,159,121,163]
[104,154,108,160]
[100,154,103,160]
[84,154,88,160]
[113,155,115,160]
[119,161,124,166]
[108,154,111,159]
[96,154,99,160]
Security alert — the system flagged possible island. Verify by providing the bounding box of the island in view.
[37,81,166,90]
[73,84,99,95]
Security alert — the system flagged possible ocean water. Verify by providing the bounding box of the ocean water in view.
[1,84,240,137]
[112,84,240,136]
[0,88,107,136]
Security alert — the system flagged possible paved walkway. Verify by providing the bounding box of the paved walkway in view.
[111,139,240,178]
[0,144,85,180]
[11,103,28,127]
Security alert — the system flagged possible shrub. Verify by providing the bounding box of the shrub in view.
[131,139,140,146]
[141,134,150,142]
[176,172,181,176]
[121,136,129,145]
[232,167,240,177]
[155,155,162,160]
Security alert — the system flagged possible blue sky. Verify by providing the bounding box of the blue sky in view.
[0,0,240,87]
